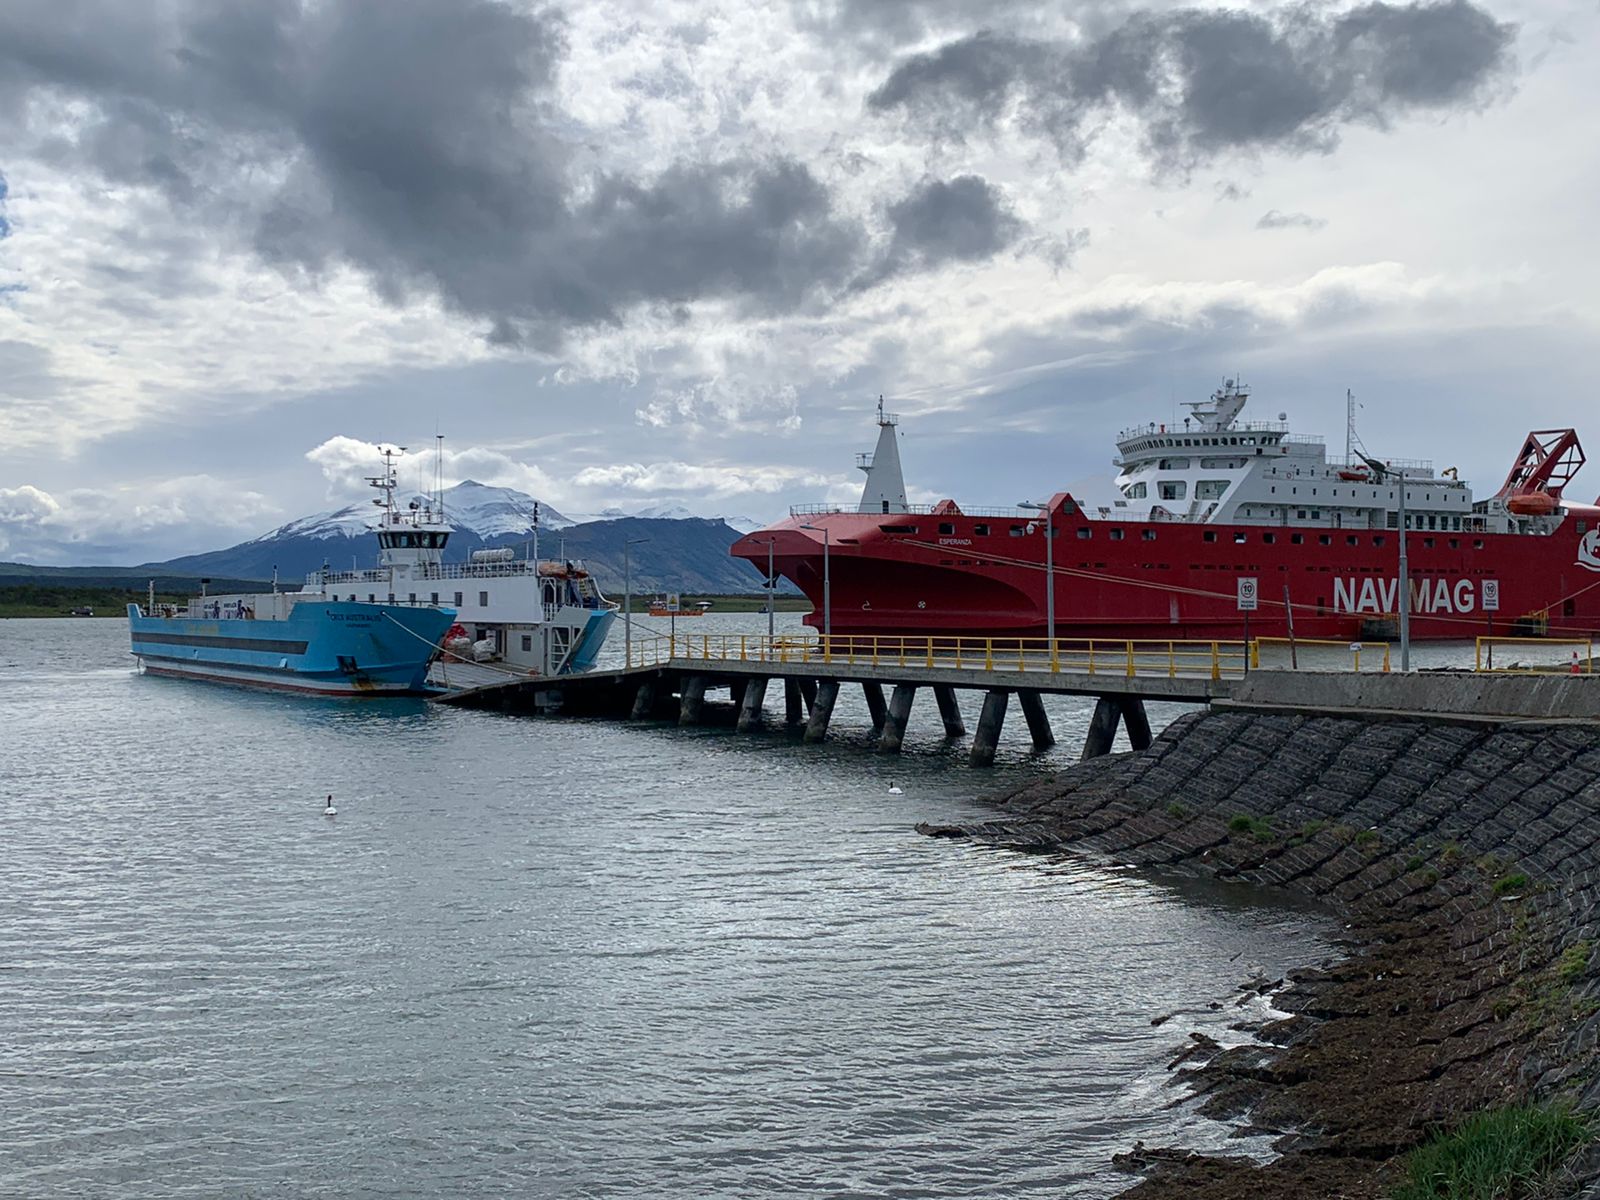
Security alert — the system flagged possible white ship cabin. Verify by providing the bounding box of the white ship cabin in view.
[305,478,611,668]
[1109,380,1554,537]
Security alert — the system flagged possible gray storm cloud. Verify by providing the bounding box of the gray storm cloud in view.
[0,0,1016,344]
[867,1,1516,171]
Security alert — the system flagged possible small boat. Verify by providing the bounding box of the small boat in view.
[647,596,711,617]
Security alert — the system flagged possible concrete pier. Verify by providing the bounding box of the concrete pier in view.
[1120,696,1152,751]
[736,676,768,733]
[784,678,804,725]
[970,689,1011,768]
[804,680,840,743]
[862,681,888,732]
[1017,689,1055,750]
[878,684,918,754]
[933,685,966,737]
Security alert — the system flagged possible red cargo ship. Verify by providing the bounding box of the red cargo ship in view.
[731,386,1600,642]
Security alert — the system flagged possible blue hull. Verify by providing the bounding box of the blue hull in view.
[566,610,617,673]
[129,602,455,696]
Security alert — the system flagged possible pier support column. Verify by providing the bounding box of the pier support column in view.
[678,675,708,726]
[970,689,1010,768]
[737,677,769,733]
[1017,689,1056,750]
[862,682,888,732]
[1118,697,1152,752]
[784,678,804,725]
[933,685,966,738]
[803,680,840,743]
[629,678,657,720]
[878,685,918,754]
[1081,696,1122,759]
[800,679,818,714]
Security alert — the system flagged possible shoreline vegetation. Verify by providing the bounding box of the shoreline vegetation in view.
[923,707,1600,1198]
[0,586,812,619]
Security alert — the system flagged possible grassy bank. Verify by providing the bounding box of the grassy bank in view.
[1391,1103,1590,1199]
[0,586,193,618]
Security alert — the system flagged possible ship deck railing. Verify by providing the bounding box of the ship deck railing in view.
[788,503,1038,519]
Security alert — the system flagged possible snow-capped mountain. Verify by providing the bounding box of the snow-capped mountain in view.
[251,480,575,544]
[564,503,763,532]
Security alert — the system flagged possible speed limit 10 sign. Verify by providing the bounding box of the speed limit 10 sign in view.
[1236,577,1259,612]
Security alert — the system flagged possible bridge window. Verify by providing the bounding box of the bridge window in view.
[938,522,955,535]
[1125,482,1148,499]
[1158,457,1191,470]
[1197,480,1228,499]
[1158,481,1186,500]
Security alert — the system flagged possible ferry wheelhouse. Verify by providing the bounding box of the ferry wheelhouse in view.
[732,386,1600,642]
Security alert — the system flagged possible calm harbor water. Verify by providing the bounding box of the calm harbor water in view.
[1,616,1345,1198]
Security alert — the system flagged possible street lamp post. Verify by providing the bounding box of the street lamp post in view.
[798,523,831,656]
[763,537,777,650]
[1396,468,1411,672]
[623,537,650,666]
[1019,500,1055,668]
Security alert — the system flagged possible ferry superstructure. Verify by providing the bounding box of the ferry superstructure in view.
[304,450,616,677]
[732,386,1600,642]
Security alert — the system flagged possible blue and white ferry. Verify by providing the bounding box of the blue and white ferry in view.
[127,592,454,697]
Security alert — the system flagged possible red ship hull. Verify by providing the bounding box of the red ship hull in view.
[732,504,1600,642]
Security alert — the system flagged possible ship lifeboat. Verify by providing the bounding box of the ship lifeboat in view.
[1507,492,1559,516]
[1337,468,1370,481]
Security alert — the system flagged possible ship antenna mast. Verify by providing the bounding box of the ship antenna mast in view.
[435,433,445,522]
[1345,389,1371,465]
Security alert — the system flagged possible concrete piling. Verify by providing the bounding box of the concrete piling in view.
[1017,689,1055,750]
[799,678,818,714]
[784,678,804,724]
[736,677,769,733]
[933,685,966,737]
[862,682,888,732]
[970,689,1010,768]
[678,675,708,726]
[1081,696,1122,759]
[629,678,657,720]
[878,684,918,754]
[803,680,840,743]
[1119,697,1152,751]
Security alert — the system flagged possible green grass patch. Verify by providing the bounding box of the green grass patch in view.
[1442,842,1463,863]
[1355,828,1381,847]
[1405,856,1425,872]
[1166,802,1188,819]
[1559,941,1593,985]
[1227,813,1275,841]
[1390,1103,1590,1200]
[1492,872,1531,898]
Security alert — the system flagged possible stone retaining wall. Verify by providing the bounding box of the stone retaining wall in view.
[937,707,1600,1196]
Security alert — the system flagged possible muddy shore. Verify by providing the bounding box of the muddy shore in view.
[922,708,1600,1197]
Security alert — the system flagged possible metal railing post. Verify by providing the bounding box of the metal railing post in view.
[1210,643,1219,681]
[1126,641,1134,678]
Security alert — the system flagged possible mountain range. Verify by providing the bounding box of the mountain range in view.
[3,482,780,595]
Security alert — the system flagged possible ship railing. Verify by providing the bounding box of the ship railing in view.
[1117,419,1296,441]
[624,632,1258,680]
[787,503,1038,519]
[1474,636,1596,673]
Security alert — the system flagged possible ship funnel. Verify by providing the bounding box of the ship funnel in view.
[856,398,908,515]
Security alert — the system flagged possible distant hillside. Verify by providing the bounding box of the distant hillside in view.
[105,517,774,596]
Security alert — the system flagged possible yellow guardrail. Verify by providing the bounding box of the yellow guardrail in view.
[1475,636,1594,673]
[1250,637,1392,673]
[626,633,1250,680]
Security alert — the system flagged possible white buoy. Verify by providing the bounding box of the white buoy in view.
[887,782,904,795]
[324,794,337,817]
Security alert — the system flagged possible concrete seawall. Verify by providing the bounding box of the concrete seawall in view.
[926,697,1600,1197]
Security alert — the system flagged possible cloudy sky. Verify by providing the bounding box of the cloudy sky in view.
[1,0,1595,564]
